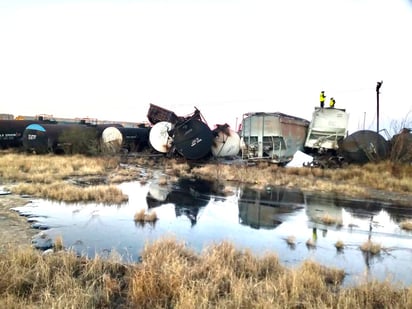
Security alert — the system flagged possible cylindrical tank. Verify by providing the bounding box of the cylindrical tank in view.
[149,121,174,153]
[0,120,55,148]
[211,124,240,157]
[101,126,124,153]
[119,127,150,152]
[339,130,389,164]
[23,123,98,154]
[173,118,213,160]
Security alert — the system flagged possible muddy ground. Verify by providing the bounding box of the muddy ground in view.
[0,194,38,250]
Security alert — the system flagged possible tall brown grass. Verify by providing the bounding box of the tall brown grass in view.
[1,239,411,308]
[191,160,412,204]
[400,220,412,231]
[0,152,131,204]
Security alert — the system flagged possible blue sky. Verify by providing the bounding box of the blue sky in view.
[1,0,411,135]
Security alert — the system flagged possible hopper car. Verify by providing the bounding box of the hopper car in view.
[303,107,349,167]
[239,112,310,165]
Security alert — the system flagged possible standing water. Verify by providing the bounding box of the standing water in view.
[13,176,412,286]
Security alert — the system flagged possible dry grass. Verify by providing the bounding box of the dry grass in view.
[191,160,412,203]
[335,240,345,250]
[0,152,130,204]
[134,209,158,224]
[1,239,410,308]
[318,213,343,226]
[2,151,412,205]
[286,235,296,246]
[11,182,128,204]
[360,240,382,255]
[400,220,412,231]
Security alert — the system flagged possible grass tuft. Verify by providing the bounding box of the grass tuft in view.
[360,240,381,255]
[400,220,412,231]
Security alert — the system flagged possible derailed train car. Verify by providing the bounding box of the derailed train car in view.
[22,123,124,154]
[0,119,57,149]
[304,107,349,155]
[147,104,233,160]
[338,130,390,164]
[240,112,310,165]
[100,126,150,153]
[302,107,349,167]
[22,123,99,154]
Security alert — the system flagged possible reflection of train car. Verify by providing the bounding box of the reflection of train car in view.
[147,177,213,226]
[238,187,304,229]
[240,112,310,165]
[305,194,343,229]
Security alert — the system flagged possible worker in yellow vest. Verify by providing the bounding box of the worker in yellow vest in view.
[320,91,326,108]
[329,97,336,108]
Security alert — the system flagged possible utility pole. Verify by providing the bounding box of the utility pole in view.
[376,81,383,133]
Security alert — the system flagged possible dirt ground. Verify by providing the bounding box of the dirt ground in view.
[0,194,37,250]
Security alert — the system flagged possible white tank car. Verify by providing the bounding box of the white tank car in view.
[149,121,174,153]
[211,124,240,157]
[101,126,123,153]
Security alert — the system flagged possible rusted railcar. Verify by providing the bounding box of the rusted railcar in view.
[240,112,310,165]
[389,128,412,163]
[147,103,183,125]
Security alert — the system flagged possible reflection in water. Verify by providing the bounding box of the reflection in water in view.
[238,186,304,229]
[147,177,214,227]
[12,179,412,287]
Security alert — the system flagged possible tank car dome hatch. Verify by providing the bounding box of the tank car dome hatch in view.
[173,118,213,160]
[211,124,241,157]
[149,121,174,153]
[339,130,389,164]
[101,127,123,153]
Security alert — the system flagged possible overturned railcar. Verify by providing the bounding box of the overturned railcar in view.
[338,130,389,164]
[240,112,310,165]
[304,107,349,154]
[146,104,214,160]
[173,117,213,160]
[211,124,240,157]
